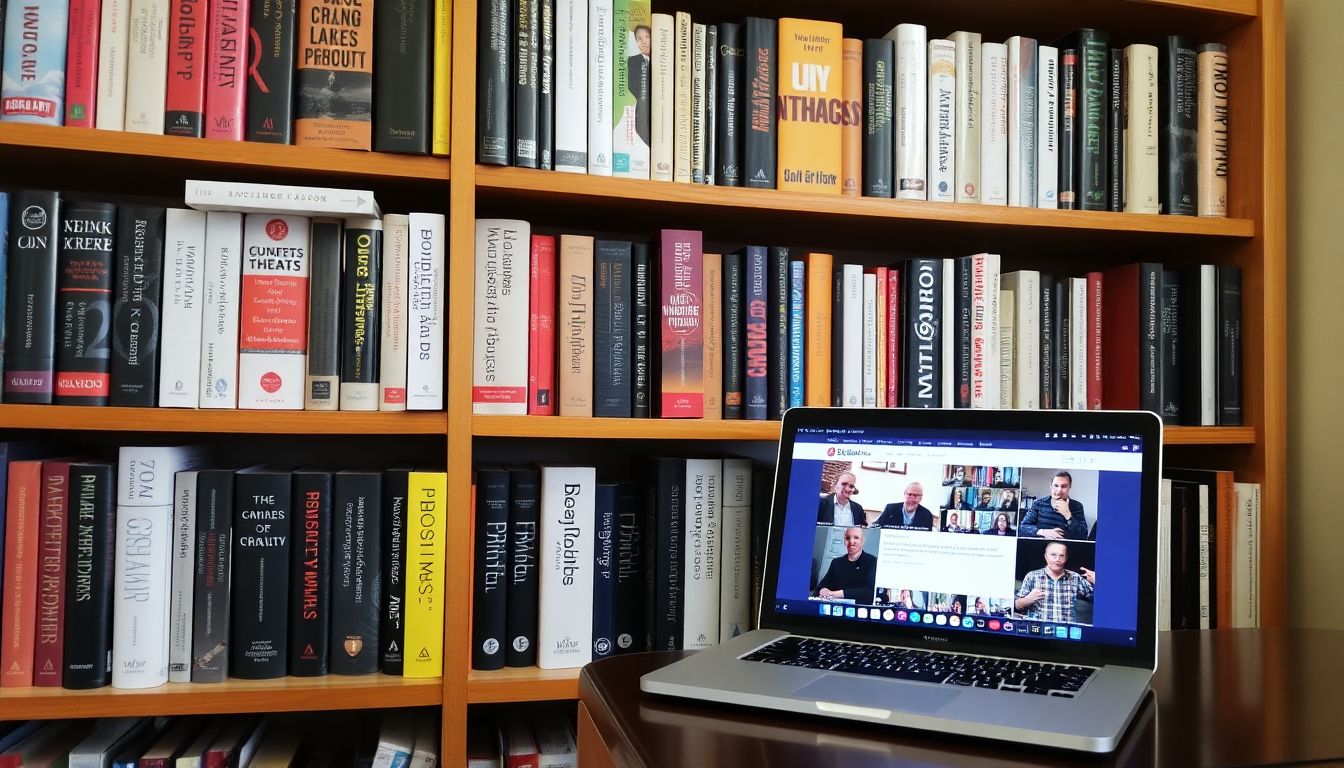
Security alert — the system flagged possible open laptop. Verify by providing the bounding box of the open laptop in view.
[641,407,1162,753]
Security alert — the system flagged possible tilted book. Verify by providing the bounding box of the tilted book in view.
[776,18,843,194]
[472,219,530,415]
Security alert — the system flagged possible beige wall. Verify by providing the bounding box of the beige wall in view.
[1286,0,1344,628]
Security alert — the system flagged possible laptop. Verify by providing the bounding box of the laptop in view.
[641,407,1162,753]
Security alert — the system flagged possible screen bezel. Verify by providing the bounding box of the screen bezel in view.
[759,407,1161,670]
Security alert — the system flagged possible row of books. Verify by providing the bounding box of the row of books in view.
[1160,469,1261,631]
[471,221,1243,426]
[0,710,439,767]
[0,444,447,689]
[471,457,771,672]
[0,180,446,410]
[469,704,576,768]
[0,0,451,154]
[478,4,1230,217]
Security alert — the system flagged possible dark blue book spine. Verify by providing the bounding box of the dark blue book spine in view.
[505,468,539,666]
[1217,267,1242,425]
[743,246,768,419]
[632,245,651,418]
[902,259,941,408]
[743,17,776,188]
[331,471,382,675]
[1160,270,1182,424]
[592,483,618,659]
[767,246,789,419]
[788,260,804,408]
[613,480,643,654]
[594,240,632,417]
[649,458,685,650]
[722,252,744,419]
[471,468,510,670]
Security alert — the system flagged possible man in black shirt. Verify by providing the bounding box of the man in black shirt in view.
[1020,470,1089,540]
[815,527,878,604]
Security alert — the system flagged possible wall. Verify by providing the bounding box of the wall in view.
[1286,0,1344,628]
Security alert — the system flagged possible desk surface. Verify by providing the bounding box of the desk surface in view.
[578,628,1337,767]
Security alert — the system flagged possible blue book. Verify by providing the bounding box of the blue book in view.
[0,0,69,124]
[592,483,618,659]
[594,240,633,417]
[788,259,805,408]
[743,246,768,419]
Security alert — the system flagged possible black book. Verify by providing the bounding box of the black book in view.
[477,0,512,165]
[1054,278,1069,412]
[742,17,777,189]
[331,471,382,675]
[721,251,744,419]
[715,22,744,187]
[5,190,60,403]
[830,268,843,407]
[471,467,509,670]
[231,468,292,679]
[646,458,685,650]
[513,0,539,167]
[1168,479,1200,630]
[594,240,632,417]
[1159,36,1198,216]
[1217,267,1242,425]
[1138,263,1164,416]
[1062,29,1109,210]
[1058,49,1077,210]
[704,24,718,185]
[766,246,789,419]
[1160,270,1182,424]
[504,467,539,667]
[1164,467,1222,629]
[536,0,555,169]
[631,244,651,418]
[307,219,342,409]
[863,38,895,198]
[952,256,973,408]
[749,467,769,628]
[55,201,116,405]
[340,220,382,408]
[380,468,410,675]
[1176,266,1207,426]
[374,0,432,154]
[613,480,642,654]
[62,461,115,689]
[1039,274,1055,409]
[245,0,296,143]
[192,467,238,682]
[902,259,941,409]
[109,205,165,407]
[289,469,333,677]
[1108,48,1124,212]
[592,484,617,660]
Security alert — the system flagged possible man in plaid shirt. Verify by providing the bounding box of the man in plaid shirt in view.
[1014,542,1096,623]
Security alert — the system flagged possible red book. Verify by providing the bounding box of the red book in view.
[166,0,210,137]
[204,0,248,139]
[1101,262,1162,411]
[886,268,900,407]
[31,460,71,687]
[1087,271,1104,410]
[1,460,46,687]
[658,229,704,418]
[64,0,101,126]
[528,234,556,415]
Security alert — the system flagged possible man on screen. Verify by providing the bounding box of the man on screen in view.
[814,527,877,604]
[1019,470,1090,540]
[1014,542,1096,623]
[879,482,935,529]
[817,472,863,525]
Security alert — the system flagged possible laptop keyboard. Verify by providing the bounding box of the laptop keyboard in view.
[741,636,1096,697]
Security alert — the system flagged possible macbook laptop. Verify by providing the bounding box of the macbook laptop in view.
[641,407,1162,753]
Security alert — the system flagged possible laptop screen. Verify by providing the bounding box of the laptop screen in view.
[768,419,1151,651]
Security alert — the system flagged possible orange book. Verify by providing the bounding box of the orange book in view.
[295,0,375,149]
[1,460,45,687]
[804,252,833,405]
[558,235,595,417]
[776,19,845,194]
[841,38,863,196]
[702,253,723,420]
[1215,470,1235,628]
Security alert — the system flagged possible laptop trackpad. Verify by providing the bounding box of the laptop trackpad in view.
[792,675,962,715]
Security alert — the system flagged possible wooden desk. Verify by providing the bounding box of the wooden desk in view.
[577,628,1336,767]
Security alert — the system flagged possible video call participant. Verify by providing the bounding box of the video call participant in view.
[943,466,967,486]
[814,527,878,604]
[881,482,934,529]
[817,472,863,525]
[998,488,1018,511]
[942,510,975,534]
[984,512,1016,537]
[1019,470,1090,540]
[1014,542,1096,623]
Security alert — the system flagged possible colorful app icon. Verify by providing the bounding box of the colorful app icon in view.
[909,612,921,623]
[883,609,896,621]
[988,620,1001,631]
[845,607,857,618]
[1055,627,1068,638]
[1003,621,1014,632]
[1070,627,1083,640]
[857,607,869,620]
[947,616,960,628]
[935,615,947,626]
[819,604,831,616]
[923,613,934,624]
[897,610,908,621]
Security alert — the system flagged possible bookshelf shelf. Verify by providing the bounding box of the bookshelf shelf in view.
[0,405,447,435]
[466,668,581,704]
[1128,0,1257,17]
[0,675,442,719]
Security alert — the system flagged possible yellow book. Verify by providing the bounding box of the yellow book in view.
[404,471,448,678]
[432,0,453,155]
[776,18,845,194]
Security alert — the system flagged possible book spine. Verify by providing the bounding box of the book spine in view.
[289,470,332,676]
[952,257,972,407]
[863,38,893,198]
[527,234,556,415]
[331,472,382,675]
[789,260,805,408]
[672,11,691,182]
[229,471,291,679]
[373,0,430,153]
[1036,45,1058,208]
[1076,31,1109,210]
[593,240,632,417]
[704,23,716,184]
[65,0,101,126]
[379,470,408,675]
[648,12,672,180]
[862,273,876,406]
[701,252,721,419]
[1109,48,1124,211]
[183,181,380,218]
[537,466,595,668]
[979,42,1008,205]
[1124,44,1160,213]
[304,218,342,410]
[554,0,586,171]
[97,0,132,130]
[1217,266,1241,425]
[1160,270,1181,423]
[886,269,899,406]
[971,254,1001,408]
[716,22,743,186]
[631,244,650,417]
[0,0,67,124]
[1038,274,1054,408]
[612,481,641,653]
[1004,271,1038,408]
[473,220,531,414]
[557,234,593,416]
[840,37,862,195]
[1197,44,1229,217]
[55,201,117,406]
[110,206,166,407]
[168,471,197,683]
[406,213,446,411]
[776,18,843,194]
[949,31,980,202]
[476,0,511,164]
[591,484,617,659]
[1058,49,1076,209]
[403,471,446,678]
[681,459,720,650]
[191,469,233,682]
[690,22,706,183]
[379,215,410,411]
[742,17,776,189]
[928,38,956,203]
[431,0,451,155]
[62,463,116,689]
[1198,265,1215,424]
[649,458,683,650]
[842,263,862,407]
[718,460,750,642]
[513,0,539,167]
[123,0,170,133]
[767,246,789,418]
[804,253,831,406]
[1069,276,1085,408]
[294,0,373,149]
[32,461,70,687]
[339,218,383,411]
[245,0,296,142]
[199,211,243,408]
[204,0,248,140]
[659,229,703,417]
[4,190,60,403]
[743,246,767,419]
[587,0,613,175]
[536,0,554,168]
[1139,262,1162,414]
[722,251,744,418]
[892,23,927,200]
[830,267,842,406]
[611,0,650,179]
[504,468,539,666]
[1,462,40,686]
[165,0,208,136]
[1160,36,1198,215]
[903,259,941,408]
[238,213,310,409]
[999,286,1015,408]
[1053,277,1067,410]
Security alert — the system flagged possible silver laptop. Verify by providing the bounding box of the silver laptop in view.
[642,407,1162,753]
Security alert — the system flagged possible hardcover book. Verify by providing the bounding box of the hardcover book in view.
[55,202,117,405]
[505,467,540,667]
[0,0,68,124]
[1037,45,1059,208]
[230,468,291,679]
[889,23,927,200]
[331,470,382,675]
[1123,44,1160,214]
[295,0,374,149]
[928,38,956,202]
[472,219,530,415]
[588,0,613,175]
[862,38,893,198]
[681,458,720,650]
[124,0,170,133]
[721,251,743,419]
[191,467,242,683]
[553,0,587,172]
[715,22,742,186]
[379,215,409,410]
[246,0,297,143]
[204,0,248,140]
[902,258,942,408]
[238,213,310,409]
[168,470,197,683]
[979,42,1008,206]
[537,0,554,169]
[339,217,382,410]
[4,190,60,403]
[612,481,642,653]
[1005,36,1038,208]
[743,247,767,419]
[476,0,510,164]
[632,244,650,416]
[690,22,706,183]
[165,0,208,136]
[158,209,206,407]
[719,459,751,642]
[431,0,450,156]
[199,211,243,409]
[592,483,617,659]
[374,0,431,153]
[110,206,166,407]
[776,18,843,194]
[528,234,556,415]
[841,38,861,196]
[558,233,593,416]
[305,218,342,410]
[289,469,332,676]
[403,470,446,677]
[380,468,408,674]
[1,461,43,686]
[672,11,691,182]
[1197,44,1229,217]
[659,229,703,417]
[767,247,789,418]
[513,0,539,167]
[537,465,595,669]
[406,213,446,410]
[1159,36,1198,215]
[65,0,100,126]
[648,12,672,180]
[184,180,381,217]
[948,31,981,202]
[1063,29,1109,210]
[612,0,651,178]
[701,252,721,419]
[62,461,116,689]
[742,17,776,189]
[594,239,632,417]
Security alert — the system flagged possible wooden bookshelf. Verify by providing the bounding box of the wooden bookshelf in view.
[466,668,582,704]
[0,405,448,434]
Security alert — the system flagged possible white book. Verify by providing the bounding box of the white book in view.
[1070,276,1087,409]
[371,713,416,768]
[587,0,613,175]
[1157,478,1171,631]
[979,42,1008,206]
[68,718,146,768]
[998,287,1015,409]
[112,445,210,689]
[184,180,381,218]
[199,212,243,409]
[672,11,692,182]
[1005,37,1037,207]
[1199,264,1216,425]
[409,711,439,768]
[123,0,169,133]
[970,253,1000,409]
[158,209,207,408]
[861,273,877,407]
[379,214,410,411]
[682,458,721,650]
[690,22,706,183]
[888,23,927,200]
[1001,270,1039,409]
[1232,482,1260,628]
[1036,45,1059,208]
[554,0,589,173]
[1196,482,1211,630]
[948,31,981,203]
[472,220,531,415]
[533,713,578,768]
[650,13,675,181]
[940,258,954,408]
[537,465,596,669]
[927,39,956,203]
[168,471,197,683]
[96,0,132,130]
[406,213,446,410]
[718,459,751,644]
[238,213,310,410]
[1123,44,1160,213]
[841,263,863,407]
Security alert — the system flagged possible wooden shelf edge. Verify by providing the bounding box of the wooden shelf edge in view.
[1124,0,1258,17]
[475,166,1256,238]
[1162,426,1256,445]
[0,123,450,182]
[0,405,448,435]
[466,668,581,703]
[0,675,442,719]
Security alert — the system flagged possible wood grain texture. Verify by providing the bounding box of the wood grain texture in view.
[0,405,447,434]
[579,702,618,768]
[1125,0,1257,16]
[467,666,582,703]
